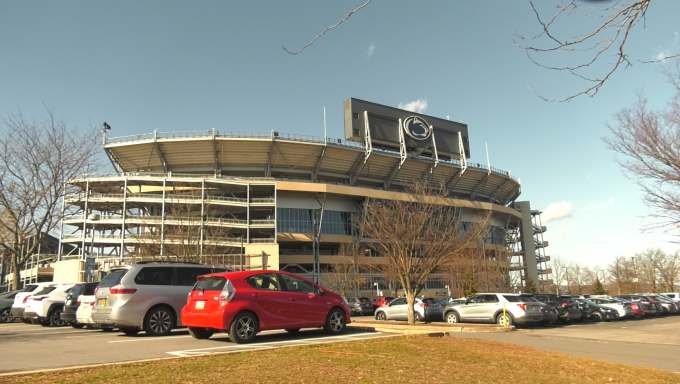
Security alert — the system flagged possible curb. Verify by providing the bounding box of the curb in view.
[347,322,514,334]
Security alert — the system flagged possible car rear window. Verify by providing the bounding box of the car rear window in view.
[21,284,38,293]
[193,277,227,291]
[34,287,57,295]
[98,269,129,288]
[134,266,173,286]
[83,284,97,296]
[68,284,85,299]
[503,295,523,302]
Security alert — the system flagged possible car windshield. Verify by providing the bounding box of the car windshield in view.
[98,269,128,288]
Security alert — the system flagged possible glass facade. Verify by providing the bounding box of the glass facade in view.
[277,208,352,236]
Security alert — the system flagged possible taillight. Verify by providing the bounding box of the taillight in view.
[90,301,95,307]
[219,279,235,308]
[32,296,46,301]
[22,296,29,304]
[540,307,548,312]
[109,284,137,295]
[517,303,526,310]
[561,303,568,307]
[94,288,99,295]
[76,300,81,306]
[419,304,429,308]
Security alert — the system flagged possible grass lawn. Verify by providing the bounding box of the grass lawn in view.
[3,335,678,383]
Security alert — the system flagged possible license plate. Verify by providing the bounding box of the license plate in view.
[99,299,106,307]
[195,301,205,309]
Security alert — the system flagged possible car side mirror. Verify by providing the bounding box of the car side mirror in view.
[465,299,470,305]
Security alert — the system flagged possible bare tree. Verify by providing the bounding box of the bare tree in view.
[566,262,589,294]
[516,0,676,102]
[0,108,101,289]
[636,248,662,292]
[607,256,635,295]
[356,181,490,323]
[322,240,366,296]
[550,255,568,294]
[656,250,680,292]
[604,65,680,234]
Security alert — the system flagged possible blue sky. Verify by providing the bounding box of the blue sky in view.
[1,1,679,267]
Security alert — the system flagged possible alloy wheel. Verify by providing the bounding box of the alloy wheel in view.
[329,311,344,332]
[149,310,172,334]
[0,309,14,323]
[236,317,255,340]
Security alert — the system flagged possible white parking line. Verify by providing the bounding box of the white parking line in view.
[166,332,378,357]
[109,335,193,343]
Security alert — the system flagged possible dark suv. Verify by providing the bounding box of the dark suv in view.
[615,295,658,316]
[534,294,582,323]
[61,282,99,328]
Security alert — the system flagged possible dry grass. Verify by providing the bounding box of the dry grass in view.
[2,335,677,384]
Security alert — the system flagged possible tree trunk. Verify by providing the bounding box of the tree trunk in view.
[11,255,21,291]
[405,291,417,324]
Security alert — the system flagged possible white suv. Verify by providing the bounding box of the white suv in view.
[24,284,76,326]
[10,282,56,322]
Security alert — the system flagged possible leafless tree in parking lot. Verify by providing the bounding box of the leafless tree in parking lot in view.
[0,107,102,290]
[356,181,490,324]
[322,240,366,296]
[550,255,568,294]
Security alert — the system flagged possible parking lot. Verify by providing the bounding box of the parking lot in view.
[450,316,680,372]
[0,322,389,375]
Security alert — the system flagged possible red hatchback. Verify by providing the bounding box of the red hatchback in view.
[181,270,351,343]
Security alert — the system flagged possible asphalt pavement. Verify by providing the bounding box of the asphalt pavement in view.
[0,322,388,375]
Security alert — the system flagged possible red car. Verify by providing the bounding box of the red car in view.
[371,296,395,311]
[181,270,351,344]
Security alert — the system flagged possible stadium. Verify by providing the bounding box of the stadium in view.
[21,98,551,296]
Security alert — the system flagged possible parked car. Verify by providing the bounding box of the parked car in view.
[589,297,635,318]
[573,298,619,321]
[374,297,443,322]
[75,293,115,331]
[62,282,99,328]
[650,294,679,314]
[371,296,395,312]
[10,282,56,323]
[442,293,543,326]
[616,295,657,316]
[535,301,559,325]
[181,270,350,343]
[0,291,19,323]
[23,284,76,326]
[534,294,582,324]
[660,292,680,302]
[345,297,372,316]
[92,262,229,336]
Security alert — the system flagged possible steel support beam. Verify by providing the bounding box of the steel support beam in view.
[488,178,511,204]
[445,168,463,191]
[212,128,219,177]
[153,130,169,174]
[265,131,276,178]
[311,146,326,182]
[420,125,439,180]
[384,119,407,190]
[348,111,372,186]
[470,174,490,201]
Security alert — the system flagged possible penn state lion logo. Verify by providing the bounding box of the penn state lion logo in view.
[403,116,432,141]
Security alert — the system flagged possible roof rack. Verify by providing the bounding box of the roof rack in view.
[135,261,203,265]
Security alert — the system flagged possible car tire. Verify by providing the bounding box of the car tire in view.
[0,308,14,323]
[188,327,214,340]
[323,308,346,335]
[414,313,422,322]
[229,312,258,344]
[375,311,387,321]
[120,327,140,336]
[144,306,175,337]
[38,318,51,327]
[591,312,603,322]
[71,323,85,329]
[445,311,460,324]
[49,308,67,327]
[496,313,513,327]
[285,328,300,333]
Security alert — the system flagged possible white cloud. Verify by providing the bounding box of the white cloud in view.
[582,197,614,213]
[541,201,573,223]
[654,50,670,62]
[365,43,376,58]
[398,99,428,113]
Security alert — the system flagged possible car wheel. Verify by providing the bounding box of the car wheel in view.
[120,327,140,336]
[71,323,85,329]
[591,312,603,322]
[188,327,214,340]
[38,318,51,327]
[285,328,301,333]
[0,308,14,323]
[229,312,258,344]
[323,308,346,335]
[496,313,513,327]
[414,313,422,322]
[375,311,387,321]
[144,306,175,337]
[446,312,460,324]
[49,308,67,327]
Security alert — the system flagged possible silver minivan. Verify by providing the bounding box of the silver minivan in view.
[91,262,229,336]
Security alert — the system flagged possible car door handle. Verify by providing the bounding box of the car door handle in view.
[252,293,260,298]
